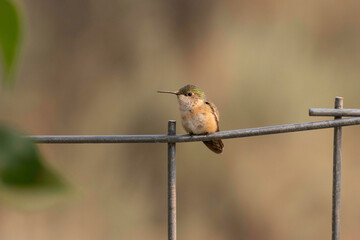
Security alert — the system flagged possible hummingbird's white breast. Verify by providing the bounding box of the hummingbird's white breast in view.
[177,99,218,134]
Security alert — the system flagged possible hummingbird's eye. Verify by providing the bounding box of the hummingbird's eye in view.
[187,92,192,96]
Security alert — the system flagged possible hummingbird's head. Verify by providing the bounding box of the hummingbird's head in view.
[177,84,205,104]
[157,84,206,109]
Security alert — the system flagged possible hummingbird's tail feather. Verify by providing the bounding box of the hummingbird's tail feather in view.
[203,140,224,154]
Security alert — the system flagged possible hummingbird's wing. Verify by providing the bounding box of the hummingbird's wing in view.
[204,101,224,153]
[205,101,220,131]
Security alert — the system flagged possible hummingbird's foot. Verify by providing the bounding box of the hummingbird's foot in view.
[188,132,194,136]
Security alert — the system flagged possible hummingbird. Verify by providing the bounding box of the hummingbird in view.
[158,84,224,154]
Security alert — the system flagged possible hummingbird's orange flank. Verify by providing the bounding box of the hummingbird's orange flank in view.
[158,84,224,154]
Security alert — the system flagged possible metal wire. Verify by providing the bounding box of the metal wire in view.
[310,108,360,117]
[27,117,360,144]
[25,103,360,240]
[167,121,176,240]
[332,98,343,240]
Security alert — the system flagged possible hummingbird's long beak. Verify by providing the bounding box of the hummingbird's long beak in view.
[157,90,179,95]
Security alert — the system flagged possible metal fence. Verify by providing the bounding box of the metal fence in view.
[28,97,360,240]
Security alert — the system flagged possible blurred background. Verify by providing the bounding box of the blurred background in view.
[0,0,360,239]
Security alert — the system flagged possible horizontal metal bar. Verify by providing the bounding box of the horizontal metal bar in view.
[309,108,360,117]
[26,117,360,144]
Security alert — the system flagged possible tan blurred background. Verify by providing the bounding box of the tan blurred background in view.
[1,0,360,239]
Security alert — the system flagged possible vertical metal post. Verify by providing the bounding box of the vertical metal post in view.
[332,97,343,240]
[168,120,176,240]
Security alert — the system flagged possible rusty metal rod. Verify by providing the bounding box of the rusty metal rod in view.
[310,108,360,117]
[27,117,360,143]
[332,97,343,240]
[167,120,176,240]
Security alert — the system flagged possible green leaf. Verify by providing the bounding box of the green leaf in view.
[0,126,74,210]
[0,0,21,86]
